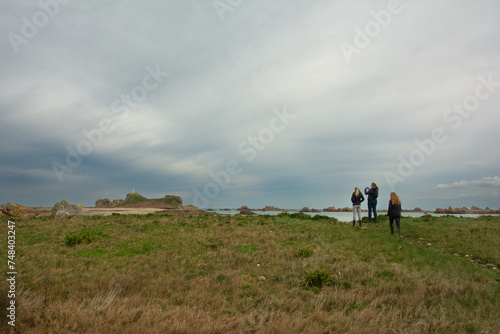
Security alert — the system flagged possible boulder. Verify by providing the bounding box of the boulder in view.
[95,198,112,207]
[262,206,285,212]
[51,200,83,218]
[323,206,336,212]
[0,202,27,217]
[111,199,124,206]
[434,208,446,214]
[239,209,255,216]
[444,206,465,214]
[300,207,310,212]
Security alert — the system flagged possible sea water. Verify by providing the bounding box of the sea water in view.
[208,209,495,222]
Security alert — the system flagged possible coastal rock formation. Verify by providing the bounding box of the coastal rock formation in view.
[239,209,255,215]
[262,206,285,212]
[96,193,184,209]
[111,199,124,206]
[435,206,466,214]
[323,206,352,212]
[95,198,125,207]
[51,200,83,218]
[95,198,112,207]
[0,202,27,217]
[300,207,310,212]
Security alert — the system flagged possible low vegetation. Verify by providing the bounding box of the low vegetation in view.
[1,214,499,333]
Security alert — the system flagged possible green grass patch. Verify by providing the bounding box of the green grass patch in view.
[235,244,258,253]
[76,248,109,257]
[64,231,96,247]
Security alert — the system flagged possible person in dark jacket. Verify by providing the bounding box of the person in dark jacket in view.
[364,182,379,223]
[351,187,364,227]
[387,192,402,237]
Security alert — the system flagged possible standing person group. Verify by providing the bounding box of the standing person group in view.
[350,183,402,237]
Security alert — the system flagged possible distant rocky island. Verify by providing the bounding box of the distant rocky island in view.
[95,192,183,209]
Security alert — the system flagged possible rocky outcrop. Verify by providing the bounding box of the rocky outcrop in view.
[300,207,310,212]
[95,198,112,207]
[51,200,83,218]
[111,199,124,206]
[0,202,27,217]
[262,206,285,212]
[163,195,183,207]
[339,207,353,212]
[435,206,466,214]
[239,209,255,215]
[322,206,352,212]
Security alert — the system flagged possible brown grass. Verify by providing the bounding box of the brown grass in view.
[0,214,499,333]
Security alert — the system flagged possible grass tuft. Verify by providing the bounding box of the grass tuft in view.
[296,246,314,258]
[64,231,96,247]
[301,268,336,288]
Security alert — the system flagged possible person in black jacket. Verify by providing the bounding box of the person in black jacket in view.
[364,182,379,223]
[351,187,364,227]
[387,192,402,237]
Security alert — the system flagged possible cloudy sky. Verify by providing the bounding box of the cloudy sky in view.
[1,0,499,210]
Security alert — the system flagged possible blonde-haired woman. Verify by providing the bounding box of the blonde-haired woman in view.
[351,187,365,226]
[387,192,402,237]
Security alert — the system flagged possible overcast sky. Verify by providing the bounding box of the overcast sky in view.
[1,0,499,210]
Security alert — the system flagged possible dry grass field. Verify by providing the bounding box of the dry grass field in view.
[1,213,499,333]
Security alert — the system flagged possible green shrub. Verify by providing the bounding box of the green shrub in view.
[301,268,336,288]
[418,214,437,222]
[64,231,96,247]
[296,246,314,258]
[277,212,338,222]
[312,214,338,222]
[277,212,311,220]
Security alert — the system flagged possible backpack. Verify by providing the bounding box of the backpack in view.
[373,188,378,199]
